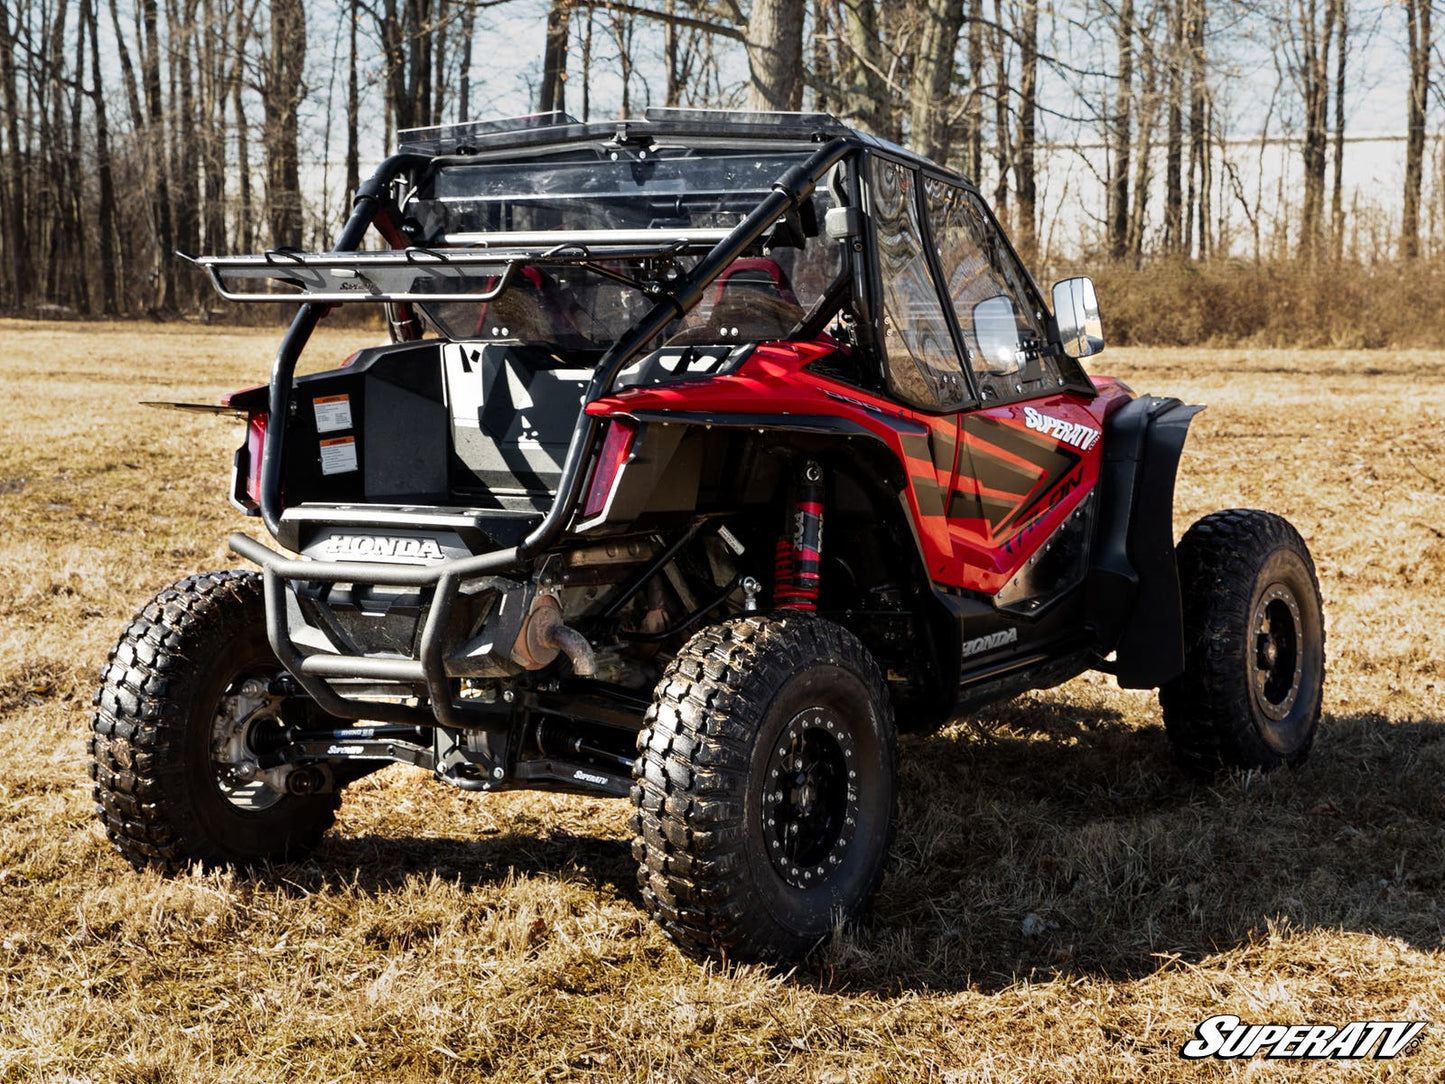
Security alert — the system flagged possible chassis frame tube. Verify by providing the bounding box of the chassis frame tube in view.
[235,138,852,724]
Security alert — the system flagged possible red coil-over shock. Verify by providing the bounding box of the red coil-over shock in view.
[775,460,824,610]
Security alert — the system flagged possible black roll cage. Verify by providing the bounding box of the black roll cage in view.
[229,137,852,725]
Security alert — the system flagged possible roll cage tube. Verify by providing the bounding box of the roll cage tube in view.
[249,138,851,546]
[257,152,430,538]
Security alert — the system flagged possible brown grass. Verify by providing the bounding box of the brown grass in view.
[1087,259,1445,349]
[0,320,1442,1082]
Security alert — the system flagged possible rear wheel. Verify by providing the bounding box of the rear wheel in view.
[631,615,896,963]
[1161,510,1325,774]
[90,571,342,870]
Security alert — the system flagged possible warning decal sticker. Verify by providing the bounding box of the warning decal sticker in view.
[319,436,358,475]
[313,394,353,434]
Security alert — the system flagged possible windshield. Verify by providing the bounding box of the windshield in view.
[403,145,843,350]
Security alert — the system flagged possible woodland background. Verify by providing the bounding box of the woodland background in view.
[0,0,1442,345]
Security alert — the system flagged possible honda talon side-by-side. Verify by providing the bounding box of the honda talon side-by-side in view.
[91,109,1325,963]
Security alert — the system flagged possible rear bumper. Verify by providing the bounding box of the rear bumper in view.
[230,531,525,727]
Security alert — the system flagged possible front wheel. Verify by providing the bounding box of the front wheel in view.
[1160,509,1326,775]
[90,571,343,870]
[631,615,897,963]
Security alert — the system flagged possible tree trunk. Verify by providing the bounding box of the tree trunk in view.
[1109,0,1134,261]
[1184,0,1206,258]
[347,0,360,206]
[965,0,984,182]
[1012,0,1038,262]
[432,0,449,125]
[199,0,227,257]
[142,0,177,307]
[264,0,306,251]
[458,0,475,120]
[1330,0,1347,260]
[231,0,254,253]
[1403,0,1430,259]
[0,3,21,308]
[172,0,200,267]
[810,0,830,113]
[746,0,805,111]
[1297,0,1337,262]
[835,0,888,136]
[581,7,592,121]
[990,0,1012,225]
[84,0,118,312]
[909,0,964,164]
[1164,0,1184,255]
[1128,12,1161,263]
[540,0,570,114]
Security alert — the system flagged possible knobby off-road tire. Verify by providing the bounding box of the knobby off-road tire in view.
[90,571,341,870]
[631,615,897,963]
[1160,509,1325,775]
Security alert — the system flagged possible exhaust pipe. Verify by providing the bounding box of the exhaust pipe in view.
[511,595,597,677]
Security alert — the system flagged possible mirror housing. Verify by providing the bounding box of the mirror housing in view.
[972,294,1024,375]
[1051,276,1105,359]
[824,206,862,241]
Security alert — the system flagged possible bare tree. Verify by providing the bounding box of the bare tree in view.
[1287,0,1341,261]
[1108,0,1135,260]
[1013,0,1039,261]
[746,0,805,110]
[1163,0,1184,254]
[910,0,965,162]
[540,0,570,113]
[1330,0,1347,259]
[833,0,890,135]
[1402,0,1430,259]
[263,0,306,250]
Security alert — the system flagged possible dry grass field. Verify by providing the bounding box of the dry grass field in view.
[0,319,1443,1082]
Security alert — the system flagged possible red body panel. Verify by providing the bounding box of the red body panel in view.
[587,342,1135,595]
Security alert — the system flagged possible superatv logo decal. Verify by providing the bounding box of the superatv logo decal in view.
[319,535,446,562]
[960,627,1018,658]
[1180,1016,1427,1060]
[1023,406,1100,451]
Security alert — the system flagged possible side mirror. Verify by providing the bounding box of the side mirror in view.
[1051,276,1105,359]
[972,294,1024,375]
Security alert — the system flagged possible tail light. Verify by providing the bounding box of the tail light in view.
[242,412,267,508]
[582,420,636,520]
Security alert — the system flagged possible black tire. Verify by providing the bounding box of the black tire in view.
[631,615,897,963]
[89,571,341,870]
[1160,509,1325,775]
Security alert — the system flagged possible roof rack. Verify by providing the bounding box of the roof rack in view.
[394,108,858,157]
[396,111,585,154]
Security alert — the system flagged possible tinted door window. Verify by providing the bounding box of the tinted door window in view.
[869,158,968,412]
[926,179,1058,403]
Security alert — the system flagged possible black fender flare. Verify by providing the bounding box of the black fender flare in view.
[1088,395,1205,688]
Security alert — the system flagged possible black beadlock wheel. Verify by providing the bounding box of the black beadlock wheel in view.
[89,571,342,870]
[1160,509,1326,775]
[631,615,897,963]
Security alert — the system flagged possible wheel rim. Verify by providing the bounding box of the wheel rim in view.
[762,707,859,889]
[1248,582,1304,725]
[210,665,291,812]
